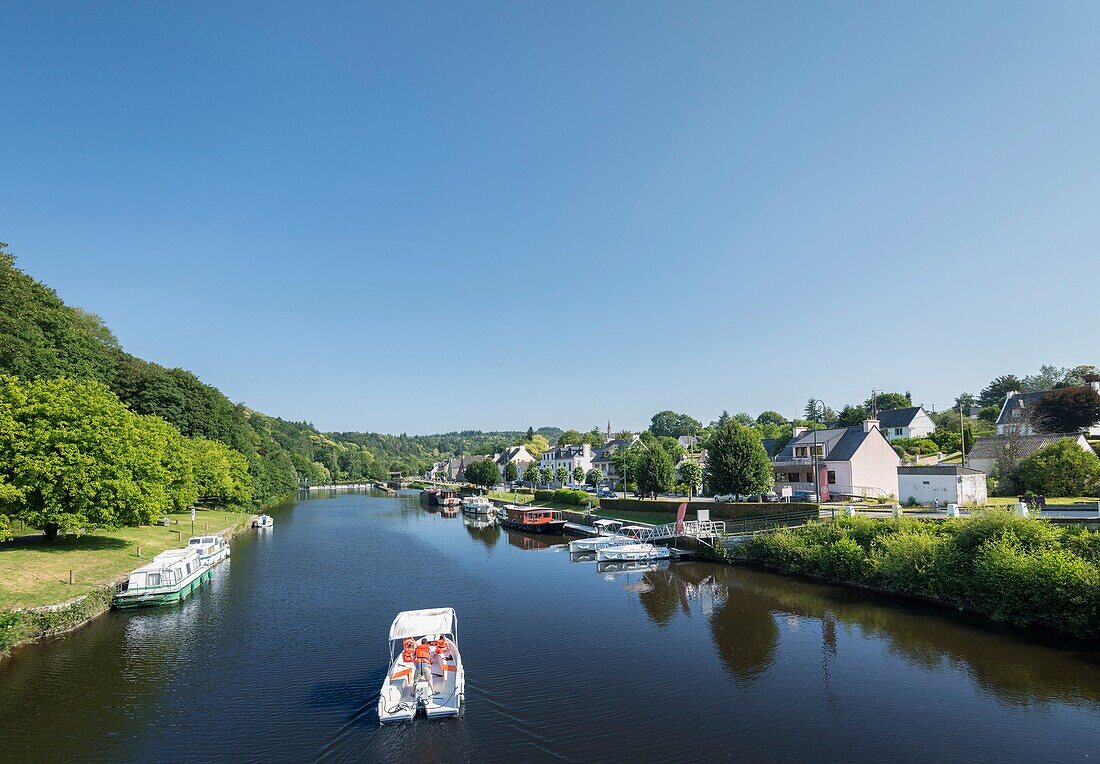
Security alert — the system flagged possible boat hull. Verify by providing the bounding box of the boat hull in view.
[596,544,671,562]
[112,569,212,609]
[500,519,568,534]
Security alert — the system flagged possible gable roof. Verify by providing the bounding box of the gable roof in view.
[968,433,1092,461]
[877,407,927,429]
[996,390,1050,427]
[825,428,874,462]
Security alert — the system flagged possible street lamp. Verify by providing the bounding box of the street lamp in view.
[807,398,823,505]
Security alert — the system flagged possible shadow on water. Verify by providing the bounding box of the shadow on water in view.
[635,561,1100,706]
[461,517,500,548]
[503,530,567,551]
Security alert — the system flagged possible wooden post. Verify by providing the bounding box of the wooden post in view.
[69,570,74,585]
[137,545,142,558]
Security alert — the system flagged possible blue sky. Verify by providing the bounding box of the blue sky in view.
[3,2,1098,434]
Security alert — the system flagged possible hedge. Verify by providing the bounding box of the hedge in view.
[534,489,599,508]
[599,498,819,520]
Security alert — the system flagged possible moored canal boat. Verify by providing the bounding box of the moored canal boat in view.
[187,535,230,567]
[113,548,211,609]
[499,505,567,534]
[596,543,671,562]
[253,514,273,528]
[461,496,494,515]
[437,490,460,507]
[378,608,465,724]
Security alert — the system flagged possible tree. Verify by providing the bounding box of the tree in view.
[1013,439,1100,497]
[756,411,788,427]
[679,460,702,498]
[636,442,675,497]
[572,466,585,484]
[523,463,539,485]
[0,376,192,538]
[525,433,549,461]
[504,461,519,483]
[558,429,582,445]
[703,420,774,497]
[866,391,911,414]
[979,374,1022,409]
[836,404,869,427]
[1030,386,1100,434]
[555,466,569,485]
[187,437,252,505]
[539,466,553,486]
[610,445,643,487]
[526,426,535,440]
[1063,366,1100,388]
[954,393,977,412]
[1021,364,1067,392]
[465,459,499,488]
[585,468,603,487]
[648,410,702,438]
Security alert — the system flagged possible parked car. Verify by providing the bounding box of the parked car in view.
[746,492,779,503]
[597,487,616,498]
[713,493,739,502]
[791,490,820,502]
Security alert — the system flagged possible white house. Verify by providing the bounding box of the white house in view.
[967,432,1095,475]
[494,445,535,481]
[772,419,900,499]
[539,443,594,482]
[876,406,936,441]
[996,381,1100,437]
[898,465,987,507]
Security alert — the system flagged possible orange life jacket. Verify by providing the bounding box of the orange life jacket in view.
[414,644,431,662]
[435,639,447,654]
[402,648,415,662]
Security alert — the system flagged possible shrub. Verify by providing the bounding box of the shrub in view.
[534,489,598,507]
[820,537,870,581]
[1012,439,1100,497]
[872,530,954,598]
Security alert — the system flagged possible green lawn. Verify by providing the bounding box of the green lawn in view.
[0,509,250,610]
[592,509,679,526]
[985,496,1099,507]
[487,491,535,504]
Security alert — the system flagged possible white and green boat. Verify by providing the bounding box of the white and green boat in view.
[113,548,212,609]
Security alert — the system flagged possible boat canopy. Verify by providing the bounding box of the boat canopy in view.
[388,608,457,641]
[593,519,620,528]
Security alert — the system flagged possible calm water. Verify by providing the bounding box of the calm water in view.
[2,490,1100,762]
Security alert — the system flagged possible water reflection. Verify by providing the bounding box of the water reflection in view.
[619,562,1100,706]
[462,515,500,548]
[504,530,566,552]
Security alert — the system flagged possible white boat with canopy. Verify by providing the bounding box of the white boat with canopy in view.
[187,535,230,567]
[596,543,672,562]
[377,608,465,724]
[461,496,494,515]
[568,524,651,553]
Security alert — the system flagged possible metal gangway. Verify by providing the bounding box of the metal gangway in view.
[630,519,726,544]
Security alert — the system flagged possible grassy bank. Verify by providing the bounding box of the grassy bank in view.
[0,509,250,611]
[747,511,1100,638]
[487,491,535,505]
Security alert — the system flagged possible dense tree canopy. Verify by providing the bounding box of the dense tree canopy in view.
[636,442,675,497]
[1013,439,1100,497]
[980,375,1023,409]
[464,459,500,488]
[704,421,774,497]
[1031,386,1100,434]
[648,410,702,438]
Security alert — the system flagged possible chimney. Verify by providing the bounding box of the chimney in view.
[863,418,880,433]
[792,426,808,437]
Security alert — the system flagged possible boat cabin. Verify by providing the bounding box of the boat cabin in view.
[593,519,623,536]
[505,507,563,525]
[125,549,202,593]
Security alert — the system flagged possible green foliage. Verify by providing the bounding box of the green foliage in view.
[703,420,773,496]
[756,411,788,427]
[558,429,583,445]
[555,466,569,485]
[980,374,1023,409]
[504,461,519,483]
[539,466,553,486]
[1013,439,1100,497]
[572,466,585,484]
[533,489,598,507]
[1030,386,1100,434]
[187,437,252,505]
[836,404,869,427]
[891,437,940,456]
[679,460,702,495]
[585,468,603,486]
[748,511,1100,637]
[648,410,702,438]
[464,459,500,488]
[636,442,675,496]
[867,391,912,412]
[522,463,540,484]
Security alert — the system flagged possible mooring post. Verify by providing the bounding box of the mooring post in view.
[69,570,74,585]
[137,545,142,558]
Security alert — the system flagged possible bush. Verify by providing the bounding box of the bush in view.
[891,437,940,456]
[1012,439,1100,497]
[534,489,598,508]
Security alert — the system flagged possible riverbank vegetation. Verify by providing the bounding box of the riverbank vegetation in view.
[748,512,1100,638]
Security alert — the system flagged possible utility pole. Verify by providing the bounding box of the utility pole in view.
[809,398,822,503]
[959,399,967,467]
[870,388,878,419]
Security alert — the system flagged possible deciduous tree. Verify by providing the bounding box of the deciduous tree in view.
[1031,386,1100,434]
[648,410,702,438]
[585,468,603,487]
[1013,439,1100,497]
[703,421,773,497]
[636,442,675,497]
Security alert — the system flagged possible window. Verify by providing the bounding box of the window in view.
[827,471,836,484]
[805,473,813,483]
[895,428,903,436]
[147,573,161,586]
[814,445,824,457]
[787,472,799,483]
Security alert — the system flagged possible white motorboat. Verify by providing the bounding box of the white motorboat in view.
[568,524,649,553]
[378,608,465,724]
[113,548,211,609]
[596,543,671,562]
[187,535,230,567]
[252,514,273,528]
[461,496,494,515]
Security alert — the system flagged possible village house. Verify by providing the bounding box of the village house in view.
[898,465,987,507]
[996,380,1100,437]
[876,406,936,441]
[772,419,900,499]
[494,445,535,482]
[539,443,594,483]
[966,432,1096,475]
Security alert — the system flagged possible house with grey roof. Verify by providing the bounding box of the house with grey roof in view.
[495,445,535,481]
[876,406,936,441]
[996,381,1100,437]
[966,432,1095,476]
[772,419,900,499]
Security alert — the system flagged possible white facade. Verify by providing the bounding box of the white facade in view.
[773,420,900,499]
[539,443,594,481]
[878,407,936,442]
[898,466,987,507]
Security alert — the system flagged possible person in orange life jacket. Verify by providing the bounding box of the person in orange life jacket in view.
[414,638,433,688]
[401,638,416,663]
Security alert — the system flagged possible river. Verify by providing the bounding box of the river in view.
[2,490,1099,762]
